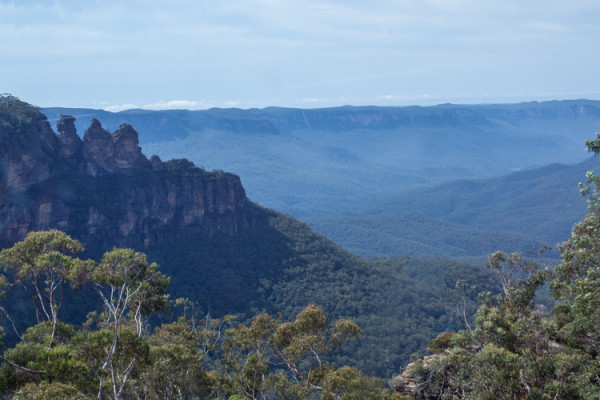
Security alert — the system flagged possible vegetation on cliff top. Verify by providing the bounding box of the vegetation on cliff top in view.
[391,136,600,399]
[0,231,398,399]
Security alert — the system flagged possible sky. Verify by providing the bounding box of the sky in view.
[2,0,600,111]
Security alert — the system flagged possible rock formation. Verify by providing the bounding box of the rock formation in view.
[82,118,115,176]
[389,354,444,398]
[0,96,256,249]
[57,114,82,162]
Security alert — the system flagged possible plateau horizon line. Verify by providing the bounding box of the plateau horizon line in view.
[34,90,600,113]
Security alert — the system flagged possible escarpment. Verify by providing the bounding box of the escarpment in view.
[0,96,256,249]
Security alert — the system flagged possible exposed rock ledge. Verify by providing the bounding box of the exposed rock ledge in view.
[0,98,256,249]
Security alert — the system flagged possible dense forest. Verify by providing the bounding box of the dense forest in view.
[389,136,600,398]
[0,95,493,381]
[0,96,599,398]
[2,183,600,398]
[0,231,394,399]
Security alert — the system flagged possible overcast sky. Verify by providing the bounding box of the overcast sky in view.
[2,0,599,110]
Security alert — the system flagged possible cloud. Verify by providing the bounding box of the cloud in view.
[104,100,218,112]
[143,100,217,110]
[104,103,142,112]
[2,0,600,109]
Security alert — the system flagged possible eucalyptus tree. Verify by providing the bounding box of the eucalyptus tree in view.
[91,248,169,400]
[390,133,600,399]
[0,230,90,344]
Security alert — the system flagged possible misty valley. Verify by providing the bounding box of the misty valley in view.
[0,95,599,398]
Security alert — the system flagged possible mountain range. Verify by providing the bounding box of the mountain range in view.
[1,95,596,376]
[307,157,596,260]
[2,95,499,378]
[43,100,600,258]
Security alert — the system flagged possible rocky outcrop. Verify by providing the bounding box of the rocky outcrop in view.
[75,160,254,250]
[0,96,256,248]
[0,97,58,190]
[57,115,83,162]
[390,354,444,398]
[82,120,152,176]
[112,124,152,171]
[82,118,115,176]
[149,155,163,171]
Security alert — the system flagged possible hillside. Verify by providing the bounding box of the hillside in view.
[305,212,544,260]
[0,95,495,378]
[43,100,600,217]
[41,101,600,260]
[307,158,595,259]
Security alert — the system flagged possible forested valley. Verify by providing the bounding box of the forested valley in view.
[0,95,599,398]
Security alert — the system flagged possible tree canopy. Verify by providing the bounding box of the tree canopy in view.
[0,234,395,399]
[391,135,600,399]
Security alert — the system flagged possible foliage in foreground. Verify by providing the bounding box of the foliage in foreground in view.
[0,231,395,399]
[391,136,600,399]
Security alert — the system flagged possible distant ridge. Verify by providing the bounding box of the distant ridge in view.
[307,157,595,259]
[43,99,600,258]
[44,99,600,145]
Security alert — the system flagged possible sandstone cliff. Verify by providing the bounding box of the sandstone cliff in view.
[0,95,256,249]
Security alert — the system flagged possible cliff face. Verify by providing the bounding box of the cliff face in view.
[0,96,255,249]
